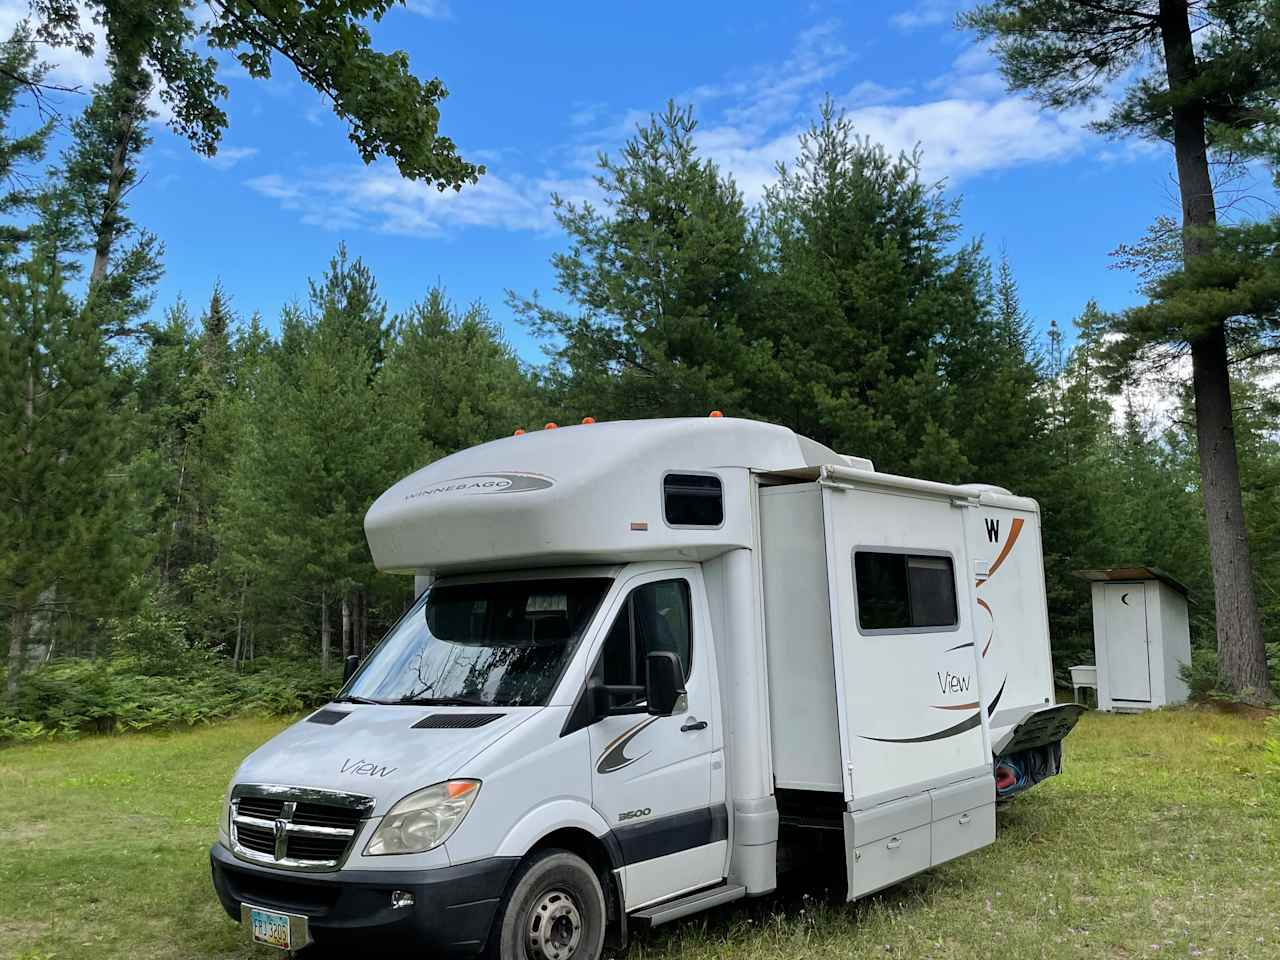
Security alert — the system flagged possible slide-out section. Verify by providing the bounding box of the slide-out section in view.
[759,483,843,794]
[759,480,995,901]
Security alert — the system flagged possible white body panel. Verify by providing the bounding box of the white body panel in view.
[759,485,841,792]
[963,500,1056,748]
[819,482,990,803]
[583,564,726,908]
[364,418,840,575]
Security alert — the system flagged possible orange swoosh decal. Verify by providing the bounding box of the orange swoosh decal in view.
[976,597,994,657]
[931,701,979,711]
[976,517,1024,587]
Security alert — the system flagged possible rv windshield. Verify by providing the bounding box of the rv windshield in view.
[340,577,612,707]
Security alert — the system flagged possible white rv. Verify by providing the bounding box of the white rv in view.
[210,417,1082,957]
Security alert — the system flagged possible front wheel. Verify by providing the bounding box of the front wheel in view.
[488,849,607,960]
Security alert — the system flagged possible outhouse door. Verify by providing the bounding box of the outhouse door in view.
[1103,582,1151,702]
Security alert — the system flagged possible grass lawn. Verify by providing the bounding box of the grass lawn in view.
[1,708,1277,960]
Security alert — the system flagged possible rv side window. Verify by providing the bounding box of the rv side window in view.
[663,474,723,526]
[854,552,957,632]
[598,579,693,702]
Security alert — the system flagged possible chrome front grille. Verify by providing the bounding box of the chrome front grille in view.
[230,784,373,872]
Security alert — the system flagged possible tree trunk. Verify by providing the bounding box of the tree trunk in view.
[341,594,352,660]
[320,590,331,671]
[358,590,368,658]
[5,608,28,702]
[233,576,247,667]
[161,444,188,587]
[90,80,146,286]
[8,352,35,698]
[1160,0,1270,702]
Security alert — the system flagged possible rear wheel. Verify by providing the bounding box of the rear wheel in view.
[488,849,606,960]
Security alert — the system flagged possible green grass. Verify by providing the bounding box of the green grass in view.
[1,709,1277,960]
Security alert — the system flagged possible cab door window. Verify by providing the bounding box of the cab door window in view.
[597,579,692,706]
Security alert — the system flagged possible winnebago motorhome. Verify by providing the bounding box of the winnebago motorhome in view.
[210,416,1082,958]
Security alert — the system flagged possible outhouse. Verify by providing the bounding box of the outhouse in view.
[1072,567,1192,712]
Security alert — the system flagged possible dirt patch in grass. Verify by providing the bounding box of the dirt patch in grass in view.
[0,822,48,843]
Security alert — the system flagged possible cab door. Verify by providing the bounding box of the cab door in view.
[587,568,725,909]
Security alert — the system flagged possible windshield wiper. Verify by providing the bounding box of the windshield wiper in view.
[394,695,492,707]
[333,695,385,705]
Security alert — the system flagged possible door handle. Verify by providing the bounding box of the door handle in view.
[886,836,902,850]
[680,717,708,732]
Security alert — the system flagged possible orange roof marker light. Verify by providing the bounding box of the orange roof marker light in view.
[709,410,724,418]
[544,422,558,430]
[581,416,595,424]
[513,428,526,436]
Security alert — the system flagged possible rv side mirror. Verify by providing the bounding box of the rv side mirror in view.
[646,651,684,717]
[342,655,360,683]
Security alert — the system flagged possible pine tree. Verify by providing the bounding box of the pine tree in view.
[511,102,763,420]
[1039,301,1127,652]
[302,245,389,380]
[57,62,161,336]
[961,0,1276,702]
[0,244,139,698]
[0,24,54,258]
[948,254,1050,494]
[382,288,539,463]
[222,252,398,668]
[755,100,980,478]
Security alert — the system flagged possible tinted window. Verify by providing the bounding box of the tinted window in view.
[664,474,723,526]
[854,552,957,632]
[598,579,693,706]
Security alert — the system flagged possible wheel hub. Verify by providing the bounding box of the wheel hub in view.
[526,888,582,960]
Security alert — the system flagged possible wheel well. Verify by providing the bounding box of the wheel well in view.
[528,828,627,949]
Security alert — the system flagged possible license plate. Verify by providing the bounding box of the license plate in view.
[248,907,293,950]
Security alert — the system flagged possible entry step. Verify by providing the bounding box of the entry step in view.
[630,882,747,929]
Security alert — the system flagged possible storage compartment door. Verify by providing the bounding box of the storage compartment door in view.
[1103,583,1151,702]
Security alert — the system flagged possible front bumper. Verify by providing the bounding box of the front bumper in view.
[210,842,517,956]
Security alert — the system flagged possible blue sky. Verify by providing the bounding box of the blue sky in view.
[3,0,1206,362]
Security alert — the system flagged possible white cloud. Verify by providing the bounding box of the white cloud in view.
[568,101,608,129]
[245,16,1140,239]
[844,98,1085,182]
[928,42,1009,99]
[845,80,912,106]
[689,20,852,132]
[684,28,1092,204]
[890,0,954,31]
[202,145,259,171]
[403,0,453,18]
[245,164,598,238]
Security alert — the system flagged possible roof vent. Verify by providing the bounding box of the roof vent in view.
[307,709,350,726]
[412,713,504,730]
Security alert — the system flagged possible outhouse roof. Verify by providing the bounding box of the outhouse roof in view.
[1072,566,1191,597]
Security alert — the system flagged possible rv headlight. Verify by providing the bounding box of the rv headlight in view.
[365,780,480,856]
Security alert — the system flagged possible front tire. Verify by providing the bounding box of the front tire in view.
[488,849,607,960]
